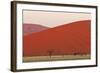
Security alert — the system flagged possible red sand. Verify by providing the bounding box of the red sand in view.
[23,20,91,57]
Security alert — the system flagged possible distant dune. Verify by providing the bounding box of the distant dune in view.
[23,20,91,57]
[23,24,49,35]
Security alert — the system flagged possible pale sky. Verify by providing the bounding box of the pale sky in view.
[23,10,91,27]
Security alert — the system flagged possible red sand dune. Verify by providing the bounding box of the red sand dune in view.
[23,24,49,35]
[23,20,91,57]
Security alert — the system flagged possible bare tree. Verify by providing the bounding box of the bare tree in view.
[47,49,54,58]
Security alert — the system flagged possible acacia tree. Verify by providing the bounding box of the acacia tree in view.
[48,49,54,58]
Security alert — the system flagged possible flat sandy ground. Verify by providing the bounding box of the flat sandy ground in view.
[23,54,90,62]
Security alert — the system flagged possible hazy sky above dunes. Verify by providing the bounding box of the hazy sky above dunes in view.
[23,10,91,27]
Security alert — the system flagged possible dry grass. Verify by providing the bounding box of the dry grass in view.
[23,54,90,62]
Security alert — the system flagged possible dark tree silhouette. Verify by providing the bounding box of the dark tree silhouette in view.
[47,49,54,58]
